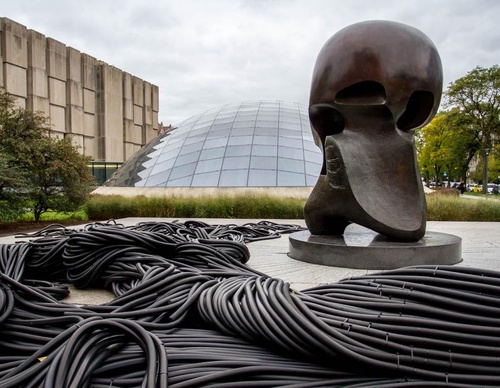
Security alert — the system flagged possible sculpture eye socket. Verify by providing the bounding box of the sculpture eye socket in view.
[397,90,434,131]
[335,81,386,105]
[309,104,345,138]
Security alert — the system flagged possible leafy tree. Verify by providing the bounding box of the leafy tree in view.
[0,91,96,221]
[416,110,478,185]
[0,152,29,221]
[446,65,500,193]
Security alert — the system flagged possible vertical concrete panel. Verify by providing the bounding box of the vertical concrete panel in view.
[144,81,152,127]
[69,133,85,154]
[2,19,28,106]
[152,84,159,112]
[66,47,83,134]
[132,76,144,106]
[97,64,124,162]
[2,18,28,68]
[81,54,96,90]
[84,112,96,137]
[83,89,96,114]
[4,64,27,97]
[48,78,66,106]
[83,136,95,158]
[27,29,49,113]
[123,72,133,120]
[49,105,65,133]
[46,38,66,81]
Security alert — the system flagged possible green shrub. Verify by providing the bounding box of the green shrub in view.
[85,194,306,220]
[84,193,500,222]
[426,195,500,221]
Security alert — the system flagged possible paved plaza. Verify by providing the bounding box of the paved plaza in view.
[1,218,499,305]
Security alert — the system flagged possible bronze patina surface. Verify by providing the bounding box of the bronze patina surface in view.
[305,20,443,241]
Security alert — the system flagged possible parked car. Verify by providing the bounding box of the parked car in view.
[487,183,499,194]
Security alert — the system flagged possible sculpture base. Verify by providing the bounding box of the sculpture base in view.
[288,225,462,270]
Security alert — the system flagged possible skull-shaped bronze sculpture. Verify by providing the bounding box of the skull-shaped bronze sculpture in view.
[304,20,442,241]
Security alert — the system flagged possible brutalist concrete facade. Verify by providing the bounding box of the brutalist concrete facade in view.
[0,17,159,163]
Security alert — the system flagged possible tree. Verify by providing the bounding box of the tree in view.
[416,110,478,185]
[0,91,96,221]
[0,152,29,221]
[446,65,500,193]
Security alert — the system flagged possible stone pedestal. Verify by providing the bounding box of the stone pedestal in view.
[288,224,462,270]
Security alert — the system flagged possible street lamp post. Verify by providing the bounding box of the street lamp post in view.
[482,146,490,195]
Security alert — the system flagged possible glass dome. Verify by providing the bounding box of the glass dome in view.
[105,100,323,188]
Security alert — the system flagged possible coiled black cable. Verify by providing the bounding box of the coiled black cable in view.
[2,220,500,386]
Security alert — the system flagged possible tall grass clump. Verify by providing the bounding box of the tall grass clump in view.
[426,195,500,221]
[85,194,306,220]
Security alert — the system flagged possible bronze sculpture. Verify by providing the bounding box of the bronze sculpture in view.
[304,20,443,242]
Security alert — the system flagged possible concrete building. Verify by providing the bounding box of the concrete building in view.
[0,17,160,170]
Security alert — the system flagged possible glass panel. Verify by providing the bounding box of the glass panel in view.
[189,127,210,138]
[279,157,304,173]
[208,128,231,138]
[251,145,277,157]
[225,145,251,157]
[279,116,301,125]
[255,126,278,136]
[248,169,277,186]
[205,137,228,149]
[231,127,254,136]
[178,141,204,155]
[156,147,181,164]
[278,146,303,160]
[228,135,253,145]
[222,156,250,170]
[306,161,322,176]
[306,174,318,186]
[235,112,256,118]
[168,163,196,181]
[145,171,169,187]
[174,151,201,166]
[137,165,154,179]
[195,158,223,174]
[279,128,302,138]
[278,171,306,186]
[279,137,302,148]
[199,146,226,160]
[215,113,235,120]
[191,171,221,187]
[280,122,302,131]
[142,157,159,169]
[250,156,277,170]
[303,140,319,152]
[184,135,206,145]
[253,135,277,146]
[305,150,323,164]
[151,157,176,175]
[166,175,193,187]
[169,130,189,140]
[256,120,278,128]
[219,169,249,186]
[166,137,185,148]
[232,120,256,127]
[211,120,233,128]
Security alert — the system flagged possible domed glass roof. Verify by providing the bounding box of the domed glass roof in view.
[105,100,323,188]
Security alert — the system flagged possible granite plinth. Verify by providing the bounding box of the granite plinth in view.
[288,225,462,270]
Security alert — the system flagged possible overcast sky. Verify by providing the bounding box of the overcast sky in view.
[3,0,499,125]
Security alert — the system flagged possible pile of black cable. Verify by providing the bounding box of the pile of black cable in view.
[1,220,500,387]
